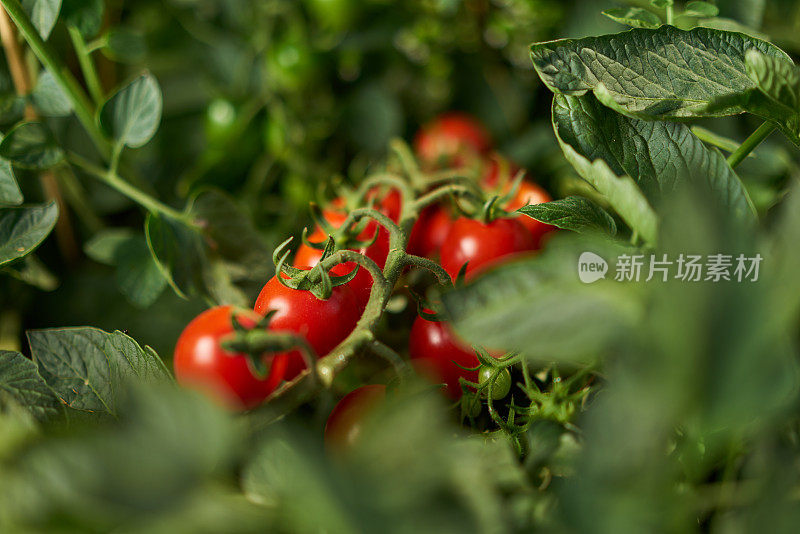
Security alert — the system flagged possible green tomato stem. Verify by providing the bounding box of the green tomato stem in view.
[67,152,189,223]
[727,122,776,170]
[403,254,452,286]
[67,25,104,105]
[0,0,111,159]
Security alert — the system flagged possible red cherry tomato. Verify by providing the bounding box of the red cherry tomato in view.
[174,306,288,411]
[294,224,374,308]
[414,112,491,169]
[408,204,453,259]
[409,315,479,399]
[324,384,386,453]
[481,155,520,189]
[294,190,401,305]
[254,275,361,379]
[481,156,556,247]
[439,217,536,280]
[505,181,555,248]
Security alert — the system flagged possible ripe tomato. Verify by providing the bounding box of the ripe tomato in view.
[481,155,519,189]
[414,112,491,169]
[409,315,479,399]
[294,189,400,305]
[324,384,386,453]
[439,217,536,280]
[294,224,374,308]
[174,306,288,411]
[482,157,556,247]
[254,275,361,379]
[408,204,453,259]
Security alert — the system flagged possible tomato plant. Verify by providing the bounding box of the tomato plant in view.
[174,306,288,410]
[439,216,536,279]
[414,112,492,168]
[324,384,386,453]
[408,204,453,259]
[409,314,481,399]
[2,1,800,533]
[253,274,361,379]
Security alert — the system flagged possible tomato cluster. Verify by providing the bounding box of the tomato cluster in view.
[173,112,556,450]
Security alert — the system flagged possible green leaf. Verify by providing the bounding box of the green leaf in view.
[530,26,791,120]
[442,237,641,362]
[550,100,657,244]
[2,254,58,291]
[85,229,168,308]
[0,159,23,206]
[602,8,662,29]
[0,93,25,123]
[27,328,170,415]
[738,50,800,145]
[145,213,207,300]
[21,0,62,40]
[31,70,72,117]
[12,384,237,528]
[61,0,104,38]
[650,0,673,7]
[684,1,720,18]
[0,350,62,420]
[518,196,617,236]
[0,121,65,169]
[188,188,272,274]
[102,28,147,63]
[553,94,756,223]
[0,201,58,267]
[99,73,162,149]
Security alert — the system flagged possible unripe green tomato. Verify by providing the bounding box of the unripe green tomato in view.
[479,367,511,400]
[205,98,237,146]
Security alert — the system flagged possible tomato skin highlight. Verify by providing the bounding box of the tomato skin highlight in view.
[324,384,386,453]
[409,315,479,399]
[439,217,537,280]
[408,204,453,259]
[174,306,288,411]
[414,112,491,169]
[253,276,361,379]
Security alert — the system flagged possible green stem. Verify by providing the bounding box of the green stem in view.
[67,25,104,104]
[67,152,188,222]
[727,122,776,169]
[0,0,110,159]
[403,254,452,286]
[666,5,674,25]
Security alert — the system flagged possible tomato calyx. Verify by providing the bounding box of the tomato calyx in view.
[272,236,360,300]
[220,309,317,379]
[305,201,381,252]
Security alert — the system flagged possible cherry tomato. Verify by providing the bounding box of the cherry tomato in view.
[294,189,400,305]
[294,224,374,308]
[481,155,519,189]
[414,112,491,169]
[254,275,361,379]
[324,384,386,453]
[478,366,511,400]
[174,306,288,411]
[439,217,536,280]
[505,181,556,248]
[409,315,479,399]
[408,204,453,259]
